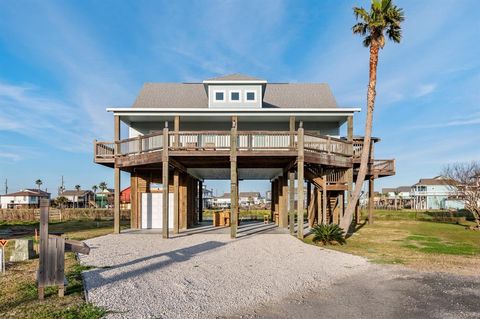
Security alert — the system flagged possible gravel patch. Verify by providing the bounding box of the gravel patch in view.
[79,232,368,319]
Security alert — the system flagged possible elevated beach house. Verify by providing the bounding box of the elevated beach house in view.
[94,74,395,238]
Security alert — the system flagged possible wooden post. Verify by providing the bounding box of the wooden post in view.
[339,191,344,224]
[289,116,295,148]
[289,171,295,235]
[297,124,305,239]
[322,175,327,225]
[38,199,49,300]
[307,188,317,227]
[130,172,137,229]
[230,117,238,238]
[270,180,275,222]
[174,115,180,148]
[281,172,289,228]
[173,169,179,234]
[114,115,121,234]
[306,181,311,210]
[199,180,203,222]
[316,188,322,225]
[278,176,285,227]
[368,176,374,225]
[273,178,279,224]
[162,123,170,238]
[346,115,354,226]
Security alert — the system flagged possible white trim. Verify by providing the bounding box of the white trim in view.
[229,90,241,103]
[107,107,360,113]
[244,90,257,103]
[213,90,226,102]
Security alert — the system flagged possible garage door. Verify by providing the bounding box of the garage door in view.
[141,193,174,229]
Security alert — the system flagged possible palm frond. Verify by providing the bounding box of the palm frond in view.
[352,22,368,36]
[353,7,370,23]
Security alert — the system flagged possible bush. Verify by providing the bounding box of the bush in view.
[311,224,346,245]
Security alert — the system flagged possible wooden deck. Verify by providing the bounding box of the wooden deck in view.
[94,130,394,177]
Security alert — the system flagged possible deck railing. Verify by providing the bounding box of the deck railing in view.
[304,133,352,157]
[371,159,395,174]
[237,131,294,151]
[94,130,353,159]
[94,141,115,159]
[170,131,231,150]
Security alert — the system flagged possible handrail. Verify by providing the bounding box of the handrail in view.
[95,130,355,159]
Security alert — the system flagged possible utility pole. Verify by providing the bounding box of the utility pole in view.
[4,179,7,195]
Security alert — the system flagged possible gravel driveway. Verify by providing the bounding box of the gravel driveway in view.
[79,229,480,319]
[79,230,368,318]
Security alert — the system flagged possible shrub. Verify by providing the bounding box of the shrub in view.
[311,224,346,245]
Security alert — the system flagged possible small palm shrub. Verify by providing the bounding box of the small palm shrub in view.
[311,224,346,245]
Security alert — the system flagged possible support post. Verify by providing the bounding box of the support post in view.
[281,172,289,228]
[270,180,275,222]
[162,123,170,238]
[289,171,295,235]
[113,115,121,234]
[368,176,374,225]
[306,181,311,209]
[199,180,203,222]
[317,188,322,225]
[273,178,279,224]
[322,175,327,225]
[230,117,238,238]
[297,124,305,239]
[289,116,296,148]
[346,115,354,226]
[174,115,180,148]
[278,176,285,227]
[173,169,179,234]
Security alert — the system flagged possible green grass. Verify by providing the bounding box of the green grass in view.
[304,209,480,274]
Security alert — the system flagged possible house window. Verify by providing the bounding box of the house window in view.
[214,91,225,101]
[245,91,256,102]
[230,91,240,102]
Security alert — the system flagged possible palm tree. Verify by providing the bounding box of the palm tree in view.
[35,179,42,190]
[99,182,107,208]
[340,0,404,232]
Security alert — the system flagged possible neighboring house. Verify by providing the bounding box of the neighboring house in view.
[411,176,464,210]
[120,187,131,209]
[239,192,262,207]
[381,186,412,208]
[212,193,231,209]
[93,73,394,236]
[61,190,95,208]
[202,186,214,209]
[0,189,51,209]
[95,188,114,208]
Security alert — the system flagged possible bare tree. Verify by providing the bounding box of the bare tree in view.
[442,161,480,229]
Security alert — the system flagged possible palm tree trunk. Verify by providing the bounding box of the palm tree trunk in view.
[340,44,380,233]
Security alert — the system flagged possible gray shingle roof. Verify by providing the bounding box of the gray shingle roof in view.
[133,80,338,109]
[205,73,265,82]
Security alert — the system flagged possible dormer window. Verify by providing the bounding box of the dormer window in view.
[214,91,225,101]
[246,91,256,102]
[230,91,240,102]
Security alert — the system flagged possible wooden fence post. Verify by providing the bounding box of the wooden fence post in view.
[38,199,49,300]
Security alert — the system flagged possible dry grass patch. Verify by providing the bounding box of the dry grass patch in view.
[305,212,480,275]
[0,220,125,318]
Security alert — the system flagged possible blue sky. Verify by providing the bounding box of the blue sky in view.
[0,0,479,197]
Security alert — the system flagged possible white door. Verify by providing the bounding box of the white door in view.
[141,193,174,229]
